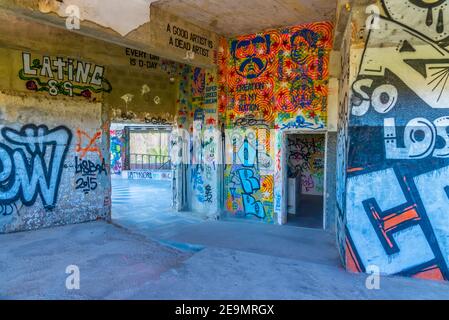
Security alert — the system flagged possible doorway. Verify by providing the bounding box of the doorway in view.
[110,123,175,231]
[285,133,326,229]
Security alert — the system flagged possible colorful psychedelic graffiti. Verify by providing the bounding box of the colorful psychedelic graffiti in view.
[174,64,219,213]
[219,22,333,222]
[221,22,332,130]
[341,0,449,281]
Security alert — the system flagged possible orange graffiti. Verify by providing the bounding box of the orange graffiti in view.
[261,176,274,199]
[76,129,103,160]
[412,265,444,281]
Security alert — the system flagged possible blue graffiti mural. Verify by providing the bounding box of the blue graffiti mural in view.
[0,124,72,211]
[237,137,266,219]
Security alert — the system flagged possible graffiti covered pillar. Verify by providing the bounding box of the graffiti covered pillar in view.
[338,0,449,281]
[190,67,220,217]
[173,65,220,217]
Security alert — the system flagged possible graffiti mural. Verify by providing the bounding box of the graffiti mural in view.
[220,22,333,222]
[74,156,107,194]
[342,0,449,280]
[287,135,325,195]
[0,124,72,211]
[75,128,107,195]
[175,64,220,214]
[222,23,332,129]
[224,127,273,221]
[19,52,112,99]
[110,129,125,174]
[76,129,103,160]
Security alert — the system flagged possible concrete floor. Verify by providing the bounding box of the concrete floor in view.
[111,177,203,238]
[287,195,324,229]
[1,220,449,299]
[2,179,449,299]
[112,177,173,217]
[0,222,191,299]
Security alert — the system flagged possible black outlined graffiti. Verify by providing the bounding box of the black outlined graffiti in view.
[205,184,213,203]
[287,136,324,177]
[0,124,72,210]
[0,203,19,217]
[144,116,171,125]
[75,156,107,194]
[382,0,449,44]
[128,171,153,179]
[342,0,449,280]
[234,115,270,128]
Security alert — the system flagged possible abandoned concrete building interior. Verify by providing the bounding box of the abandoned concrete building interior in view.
[2,0,449,291]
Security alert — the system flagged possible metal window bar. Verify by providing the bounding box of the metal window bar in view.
[130,154,172,170]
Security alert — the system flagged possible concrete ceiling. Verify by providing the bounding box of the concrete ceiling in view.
[152,0,338,37]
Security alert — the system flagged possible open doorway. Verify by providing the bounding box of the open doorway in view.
[110,123,174,230]
[285,133,326,229]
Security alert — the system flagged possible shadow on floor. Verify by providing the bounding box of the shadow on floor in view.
[151,218,341,267]
[287,195,323,229]
[111,177,339,267]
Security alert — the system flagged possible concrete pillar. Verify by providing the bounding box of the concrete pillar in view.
[336,0,449,281]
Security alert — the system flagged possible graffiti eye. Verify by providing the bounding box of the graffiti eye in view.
[408,0,445,8]
[235,46,251,58]
[413,129,426,142]
[254,43,267,54]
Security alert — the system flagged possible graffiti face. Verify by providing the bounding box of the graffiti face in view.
[291,75,315,109]
[192,67,205,97]
[382,0,449,42]
[231,35,271,79]
[291,29,320,64]
[0,124,72,210]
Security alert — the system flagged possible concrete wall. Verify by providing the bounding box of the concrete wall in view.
[325,131,337,232]
[337,0,449,281]
[0,92,110,233]
[0,39,112,233]
[1,1,220,68]
[0,8,189,233]
[218,22,334,225]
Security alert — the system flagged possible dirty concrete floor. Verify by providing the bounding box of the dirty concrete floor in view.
[112,177,173,218]
[0,221,191,299]
[111,177,203,239]
[1,220,449,299]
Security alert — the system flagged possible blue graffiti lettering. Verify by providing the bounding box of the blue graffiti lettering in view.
[0,124,72,209]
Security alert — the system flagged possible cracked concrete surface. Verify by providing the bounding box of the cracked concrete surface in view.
[1,220,449,299]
